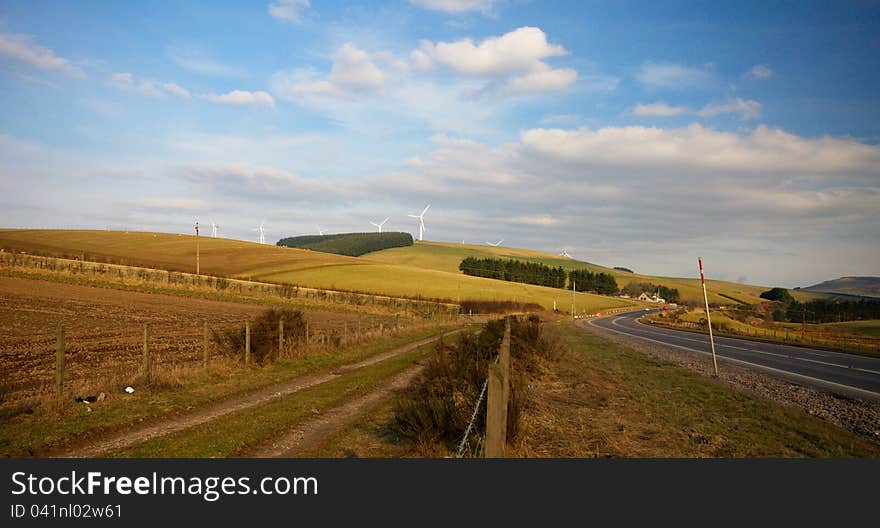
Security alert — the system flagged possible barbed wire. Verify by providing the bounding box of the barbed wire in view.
[456,347,502,458]
[456,376,489,458]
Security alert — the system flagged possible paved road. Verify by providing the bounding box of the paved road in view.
[586,310,880,402]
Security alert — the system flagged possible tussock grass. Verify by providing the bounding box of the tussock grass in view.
[391,315,559,453]
[512,322,880,457]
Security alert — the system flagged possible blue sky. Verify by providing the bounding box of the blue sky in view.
[1,0,878,287]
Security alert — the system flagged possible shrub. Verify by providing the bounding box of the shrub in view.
[760,287,794,304]
[391,315,554,453]
[212,308,307,365]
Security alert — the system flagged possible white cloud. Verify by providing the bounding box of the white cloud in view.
[270,44,385,99]
[359,126,879,285]
[408,0,496,15]
[746,64,773,79]
[507,65,577,94]
[180,163,341,204]
[636,61,713,89]
[696,98,761,120]
[409,49,433,72]
[162,83,191,98]
[268,0,311,23]
[414,27,578,94]
[420,27,567,76]
[110,73,191,98]
[327,44,385,91]
[0,33,84,77]
[203,90,275,107]
[632,101,688,117]
[520,124,880,174]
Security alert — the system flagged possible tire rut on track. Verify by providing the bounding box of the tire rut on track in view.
[242,362,425,458]
[56,329,462,458]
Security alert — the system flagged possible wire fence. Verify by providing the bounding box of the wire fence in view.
[0,251,460,318]
[0,314,450,415]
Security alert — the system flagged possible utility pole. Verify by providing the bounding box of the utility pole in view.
[195,221,200,275]
[571,279,576,322]
[699,257,719,377]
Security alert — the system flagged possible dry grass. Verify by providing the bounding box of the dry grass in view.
[510,322,880,457]
[306,320,880,458]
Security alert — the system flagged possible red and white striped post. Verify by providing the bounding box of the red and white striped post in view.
[699,257,719,376]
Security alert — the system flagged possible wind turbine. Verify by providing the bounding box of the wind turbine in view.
[486,239,504,247]
[369,217,389,233]
[210,220,219,238]
[316,226,325,236]
[253,220,266,244]
[407,204,430,241]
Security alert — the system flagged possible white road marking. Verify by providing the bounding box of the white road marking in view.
[796,357,850,369]
[619,316,877,373]
[585,315,880,402]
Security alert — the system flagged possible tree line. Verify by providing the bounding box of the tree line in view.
[459,256,627,295]
[277,232,413,257]
[568,269,619,295]
[760,288,880,323]
[459,257,566,288]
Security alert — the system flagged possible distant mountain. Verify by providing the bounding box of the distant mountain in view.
[801,276,880,298]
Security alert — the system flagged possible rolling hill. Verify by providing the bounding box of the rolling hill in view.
[0,229,631,313]
[801,277,880,298]
[363,240,820,305]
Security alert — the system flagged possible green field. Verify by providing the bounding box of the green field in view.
[363,240,807,305]
[0,229,630,313]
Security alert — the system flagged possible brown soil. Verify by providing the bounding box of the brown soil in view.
[0,276,386,407]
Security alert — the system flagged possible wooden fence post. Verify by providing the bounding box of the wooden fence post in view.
[141,323,151,384]
[500,318,511,431]
[486,319,512,458]
[279,319,284,356]
[56,325,65,411]
[245,321,251,365]
[485,363,507,458]
[203,320,209,369]
[305,321,310,343]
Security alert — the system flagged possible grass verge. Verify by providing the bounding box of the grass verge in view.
[111,341,439,457]
[512,322,880,457]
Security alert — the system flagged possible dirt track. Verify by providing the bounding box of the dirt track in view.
[57,329,461,457]
[242,363,424,457]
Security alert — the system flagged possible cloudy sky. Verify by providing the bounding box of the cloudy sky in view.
[1,1,878,287]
